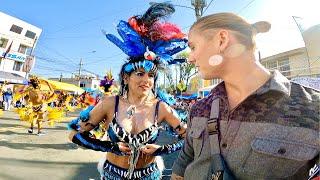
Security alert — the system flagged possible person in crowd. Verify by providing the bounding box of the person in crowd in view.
[68,3,188,179]
[3,88,13,111]
[171,12,319,180]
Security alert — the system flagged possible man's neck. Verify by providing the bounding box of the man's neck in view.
[223,62,270,110]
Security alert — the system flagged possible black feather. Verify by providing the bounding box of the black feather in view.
[140,2,175,27]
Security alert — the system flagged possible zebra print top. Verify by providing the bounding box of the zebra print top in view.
[107,95,160,146]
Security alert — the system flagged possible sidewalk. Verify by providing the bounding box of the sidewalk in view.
[0,110,102,180]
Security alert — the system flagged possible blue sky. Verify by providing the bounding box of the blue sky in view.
[1,0,318,79]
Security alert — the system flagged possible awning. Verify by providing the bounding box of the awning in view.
[176,93,198,100]
[47,80,84,94]
[0,71,28,84]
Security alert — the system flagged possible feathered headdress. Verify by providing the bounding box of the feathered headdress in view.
[104,2,188,73]
[99,70,114,93]
[29,75,41,89]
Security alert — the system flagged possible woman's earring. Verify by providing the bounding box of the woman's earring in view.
[208,54,223,66]
[123,84,128,99]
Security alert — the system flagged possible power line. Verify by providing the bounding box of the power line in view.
[42,35,102,40]
[82,53,123,65]
[37,42,79,67]
[237,0,256,15]
[35,54,78,69]
[46,4,147,36]
[203,0,216,15]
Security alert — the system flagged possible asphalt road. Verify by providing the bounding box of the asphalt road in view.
[0,110,179,180]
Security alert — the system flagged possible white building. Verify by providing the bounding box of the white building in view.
[0,12,42,84]
[49,72,101,91]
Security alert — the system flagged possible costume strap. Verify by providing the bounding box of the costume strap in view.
[152,139,184,156]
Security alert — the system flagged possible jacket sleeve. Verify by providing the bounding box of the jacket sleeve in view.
[171,117,194,177]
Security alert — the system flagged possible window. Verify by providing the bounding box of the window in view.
[267,61,277,70]
[13,61,23,71]
[80,83,85,88]
[10,24,23,34]
[278,58,290,77]
[0,38,8,48]
[18,44,31,54]
[261,62,267,68]
[25,30,36,39]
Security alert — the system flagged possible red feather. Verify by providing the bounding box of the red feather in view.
[149,22,185,41]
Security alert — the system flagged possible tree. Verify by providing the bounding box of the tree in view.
[175,51,196,90]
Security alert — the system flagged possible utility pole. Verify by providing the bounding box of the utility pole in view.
[191,0,207,20]
[59,73,63,82]
[78,58,83,86]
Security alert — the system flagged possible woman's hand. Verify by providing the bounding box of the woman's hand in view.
[140,144,161,155]
[68,130,78,141]
[118,142,131,155]
[79,121,97,132]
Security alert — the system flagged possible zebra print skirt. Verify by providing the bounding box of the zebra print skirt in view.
[99,159,162,180]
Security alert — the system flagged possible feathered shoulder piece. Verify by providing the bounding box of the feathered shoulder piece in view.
[104,2,188,65]
[156,88,176,106]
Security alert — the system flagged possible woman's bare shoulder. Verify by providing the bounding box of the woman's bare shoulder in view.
[100,95,117,108]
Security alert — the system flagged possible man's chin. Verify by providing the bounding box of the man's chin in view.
[199,72,219,80]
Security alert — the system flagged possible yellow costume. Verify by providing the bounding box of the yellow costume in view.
[14,76,64,134]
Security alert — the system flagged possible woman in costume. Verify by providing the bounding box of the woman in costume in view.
[92,70,117,138]
[68,3,188,179]
[16,76,60,135]
[76,91,95,109]
[100,70,116,96]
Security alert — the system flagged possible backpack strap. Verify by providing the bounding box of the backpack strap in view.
[208,98,235,180]
[208,98,220,154]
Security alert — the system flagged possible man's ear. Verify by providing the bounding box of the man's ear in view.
[218,29,230,52]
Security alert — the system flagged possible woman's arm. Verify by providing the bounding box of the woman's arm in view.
[78,96,114,132]
[141,102,187,155]
[160,102,187,138]
[67,96,131,154]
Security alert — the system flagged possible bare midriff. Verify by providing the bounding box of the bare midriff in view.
[106,152,155,169]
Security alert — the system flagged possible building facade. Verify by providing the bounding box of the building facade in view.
[49,73,101,91]
[0,12,41,83]
[260,47,320,79]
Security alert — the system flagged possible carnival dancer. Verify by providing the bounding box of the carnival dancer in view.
[92,70,117,139]
[76,91,95,109]
[15,76,62,135]
[68,3,188,179]
[100,70,116,96]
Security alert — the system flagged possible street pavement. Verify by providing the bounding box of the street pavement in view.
[0,110,179,180]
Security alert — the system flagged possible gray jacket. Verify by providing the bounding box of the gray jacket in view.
[172,71,319,180]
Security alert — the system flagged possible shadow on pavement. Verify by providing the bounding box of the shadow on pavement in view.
[0,123,25,129]
[0,157,100,180]
[72,162,100,180]
[0,130,30,136]
[0,117,23,122]
[0,141,78,150]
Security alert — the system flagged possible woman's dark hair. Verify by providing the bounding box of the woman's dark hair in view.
[29,79,40,89]
[119,58,159,96]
